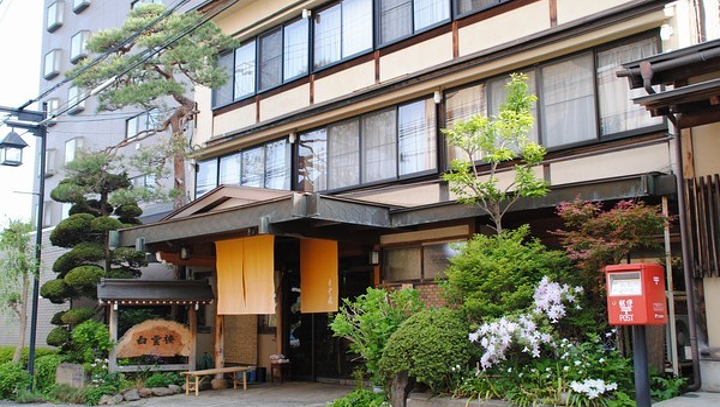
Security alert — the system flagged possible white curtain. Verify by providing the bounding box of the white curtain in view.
[328,120,360,189]
[399,99,436,176]
[283,19,309,81]
[362,109,397,183]
[445,83,485,162]
[597,37,662,135]
[219,152,241,186]
[313,4,341,68]
[196,159,218,197]
[540,54,596,148]
[241,147,264,188]
[342,0,373,57]
[264,139,291,190]
[234,41,256,98]
[414,0,450,31]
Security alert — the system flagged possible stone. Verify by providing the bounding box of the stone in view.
[168,384,182,394]
[98,394,123,405]
[150,386,175,397]
[139,387,153,398]
[211,378,228,389]
[123,389,141,401]
[55,363,87,388]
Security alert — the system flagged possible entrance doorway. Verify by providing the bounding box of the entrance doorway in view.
[283,253,373,381]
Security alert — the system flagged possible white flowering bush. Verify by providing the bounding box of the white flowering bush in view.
[457,278,634,407]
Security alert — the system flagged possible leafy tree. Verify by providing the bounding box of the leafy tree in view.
[41,150,147,353]
[0,220,37,364]
[554,198,668,298]
[442,73,547,234]
[330,287,425,387]
[69,3,237,209]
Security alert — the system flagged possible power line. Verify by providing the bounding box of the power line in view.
[44,0,238,124]
[22,0,194,111]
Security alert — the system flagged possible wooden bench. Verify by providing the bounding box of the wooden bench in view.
[180,365,255,396]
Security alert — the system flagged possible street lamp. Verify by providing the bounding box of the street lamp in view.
[0,103,48,386]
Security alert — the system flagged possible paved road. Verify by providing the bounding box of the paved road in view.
[0,382,352,407]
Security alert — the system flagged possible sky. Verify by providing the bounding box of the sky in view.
[0,0,42,227]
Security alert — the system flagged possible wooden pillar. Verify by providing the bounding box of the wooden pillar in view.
[108,304,118,373]
[214,314,225,378]
[188,305,197,371]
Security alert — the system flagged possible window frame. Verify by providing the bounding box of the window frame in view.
[64,137,84,164]
[67,85,85,114]
[70,30,91,64]
[452,0,513,19]
[47,1,64,33]
[382,238,463,283]
[44,49,62,79]
[312,0,374,71]
[377,0,452,48]
[73,0,90,14]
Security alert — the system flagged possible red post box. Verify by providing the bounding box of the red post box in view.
[605,263,668,326]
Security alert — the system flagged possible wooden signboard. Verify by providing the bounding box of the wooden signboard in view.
[116,319,191,358]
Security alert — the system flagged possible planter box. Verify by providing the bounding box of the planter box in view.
[56,363,88,388]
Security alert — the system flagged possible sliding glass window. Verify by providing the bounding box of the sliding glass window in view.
[314,0,372,69]
[234,41,256,99]
[379,0,449,45]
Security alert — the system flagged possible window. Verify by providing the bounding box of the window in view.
[47,98,60,126]
[596,37,663,136]
[199,139,291,197]
[195,159,218,198]
[540,53,597,148]
[44,149,57,177]
[442,36,662,155]
[70,30,90,63]
[259,28,283,91]
[398,99,436,176]
[219,152,242,186]
[47,1,64,32]
[234,41,256,99]
[132,174,156,191]
[383,240,461,282]
[61,203,72,221]
[362,109,397,183]
[44,50,61,79]
[214,52,234,106]
[313,0,373,69]
[298,97,437,192]
[378,0,450,45]
[73,0,90,13]
[283,19,309,81]
[67,86,85,114]
[64,137,84,164]
[454,0,509,17]
[43,202,53,227]
[126,109,159,138]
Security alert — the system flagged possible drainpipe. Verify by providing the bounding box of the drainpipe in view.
[666,114,702,391]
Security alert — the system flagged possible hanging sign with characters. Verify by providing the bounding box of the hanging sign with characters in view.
[115,319,192,358]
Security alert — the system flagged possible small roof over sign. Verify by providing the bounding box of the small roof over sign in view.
[97,279,214,306]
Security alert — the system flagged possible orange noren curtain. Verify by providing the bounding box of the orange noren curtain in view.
[215,235,275,315]
[300,238,338,313]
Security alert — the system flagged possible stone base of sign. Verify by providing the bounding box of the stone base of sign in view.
[55,363,88,388]
[211,378,228,389]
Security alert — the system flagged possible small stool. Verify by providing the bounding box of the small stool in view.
[270,362,291,382]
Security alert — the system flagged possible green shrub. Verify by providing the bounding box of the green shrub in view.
[144,372,180,387]
[69,320,113,364]
[51,311,66,326]
[0,362,31,400]
[442,226,577,321]
[52,242,105,276]
[34,354,66,392]
[47,327,71,347]
[380,308,473,393]
[329,388,388,407]
[40,279,70,304]
[0,347,59,367]
[90,216,124,233]
[115,203,143,219]
[60,307,96,325]
[84,385,117,406]
[330,287,425,386]
[64,266,105,294]
[49,213,95,248]
[14,388,46,403]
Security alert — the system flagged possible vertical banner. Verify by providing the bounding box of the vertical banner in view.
[216,238,247,315]
[300,238,339,313]
[215,235,275,315]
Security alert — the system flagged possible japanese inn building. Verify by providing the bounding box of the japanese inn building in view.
[110,0,720,389]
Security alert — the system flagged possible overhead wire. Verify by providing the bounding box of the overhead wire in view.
[41,0,238,125]
[19,0,194,111]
